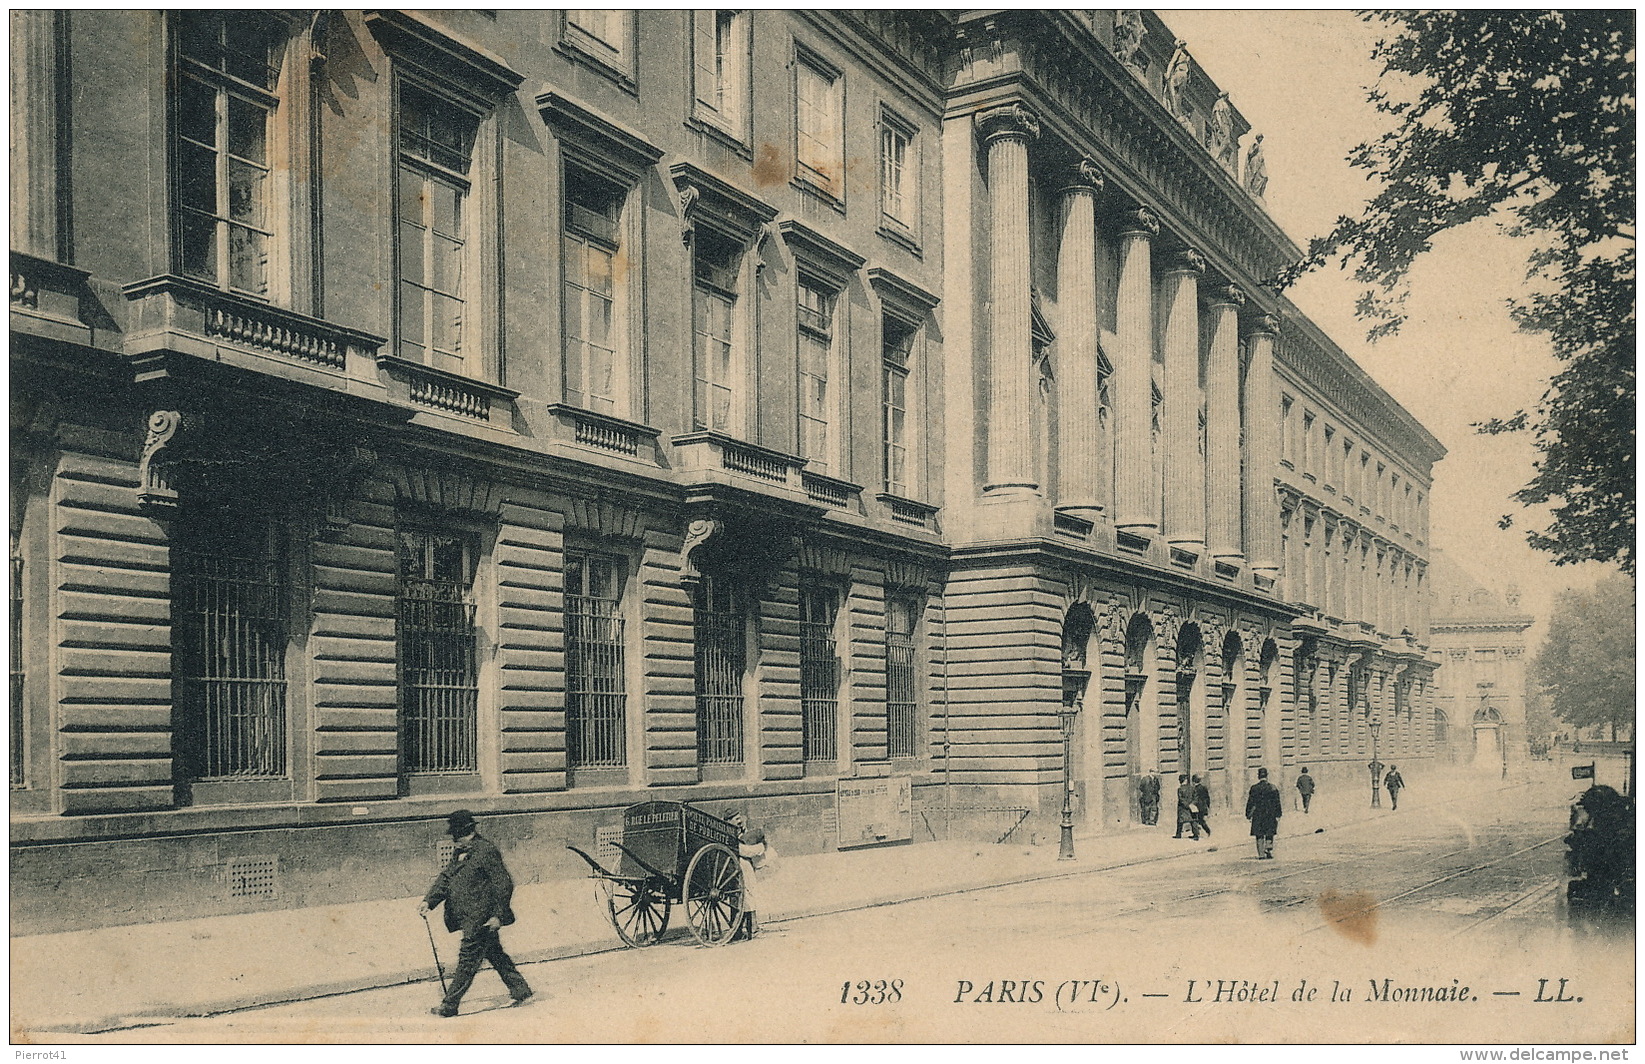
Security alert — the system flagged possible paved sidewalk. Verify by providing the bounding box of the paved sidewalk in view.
[11,773,1538,1035]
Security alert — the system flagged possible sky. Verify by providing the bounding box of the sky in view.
[1165,9,1619,632]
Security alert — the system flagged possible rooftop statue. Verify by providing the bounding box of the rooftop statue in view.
[1208,92,1236,169]
[1244,133,1269,198]
[1162,39,1191,123]
[1112,10,1146,74]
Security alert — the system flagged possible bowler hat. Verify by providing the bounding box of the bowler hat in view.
[445,809,478,837]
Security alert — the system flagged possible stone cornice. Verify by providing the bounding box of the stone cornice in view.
[1272,305,1448,471]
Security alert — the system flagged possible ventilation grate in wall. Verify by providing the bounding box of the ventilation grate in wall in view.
[436,838,456,868]
[595,825,623,865]
[227,856,278,900]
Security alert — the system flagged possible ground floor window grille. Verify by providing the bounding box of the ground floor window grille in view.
[799,582,839,762]
[397,529,478,774]
[567,550,626,769]
[885,594,918,759]
[174,515,288,780]
[694,576,744,764]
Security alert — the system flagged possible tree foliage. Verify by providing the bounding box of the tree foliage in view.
[1532,576,1636,738]
[1280,10,1636,573]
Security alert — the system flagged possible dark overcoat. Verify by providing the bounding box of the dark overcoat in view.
[425,834,518,933]
[1245,780,1283,838]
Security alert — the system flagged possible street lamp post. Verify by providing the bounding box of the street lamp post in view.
[1369,717,1383,809]
[1059,669,1089,862]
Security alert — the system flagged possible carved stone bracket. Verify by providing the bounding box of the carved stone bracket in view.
[1207,283,1246,308]
[680,517,724,582]
[975,101,1041,145]
[677,183,702,244]
[138,409,189,518]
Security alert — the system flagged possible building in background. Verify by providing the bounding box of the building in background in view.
[10,9,1442,933]
[1428,553,1536,770]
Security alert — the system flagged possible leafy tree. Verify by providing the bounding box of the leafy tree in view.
[1280,11,1635,573]
[1532,576,1636,741]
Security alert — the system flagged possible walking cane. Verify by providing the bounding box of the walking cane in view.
[421,909,448,996]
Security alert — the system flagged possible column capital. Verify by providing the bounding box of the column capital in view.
[1119,206,1159,237]
[975,102,1041,145]
[1205,283,1246,308]
[1247,313,1281,338]
[1164,247,1206,275]
[1058,158,1106,196]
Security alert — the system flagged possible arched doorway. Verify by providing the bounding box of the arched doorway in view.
[1124,614,1154,823]
[1472,703,1504,770]
[1061,603,1097,825]
[1220,630,1243,803]
[1258,639,1282,777]
[1174,623,1204,779]
[1434,707,1452,763]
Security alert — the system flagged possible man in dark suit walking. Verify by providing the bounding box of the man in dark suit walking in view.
[1245,768,1283,859]
[420,809,534,1017]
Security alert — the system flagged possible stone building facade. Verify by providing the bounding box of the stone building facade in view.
[1428,553,1535,769]
[10,10,1443,932]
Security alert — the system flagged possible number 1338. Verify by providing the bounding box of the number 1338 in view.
[841,979,904,1004]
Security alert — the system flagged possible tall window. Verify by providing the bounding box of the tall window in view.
[797,280,838,473]
[397,528,478,775]
[9,540,24,789]
[174,12,287,296]
[173,511,288,786]
[692,230,742,433]
[694,576,746,765]
[563,166,626,414]
[885,594,919,759]
[799,582,840,763]
[566,550,626,770]
[879,113,916,231]
[882,317,916,495]
[794,50,842,197]
[1279,395,1294,464]
[564,11,635,80]
[693,10,748,138]
[396,82,479,375]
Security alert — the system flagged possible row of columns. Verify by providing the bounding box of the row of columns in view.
[977,101,1280,583]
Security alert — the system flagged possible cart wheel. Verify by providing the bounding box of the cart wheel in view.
[602,877,671,947]
[683,842,745,947]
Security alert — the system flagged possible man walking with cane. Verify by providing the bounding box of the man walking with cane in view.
[420,809,534,1018]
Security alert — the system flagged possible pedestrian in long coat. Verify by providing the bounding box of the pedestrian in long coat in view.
[1245,768,1283,859]
[1191,774,1213,837]
[1383,765,1406,810]
[420,810,533,1017]
[1296,767,1316,813]
[1173,773,1201,840]
[1139,773,1162,826]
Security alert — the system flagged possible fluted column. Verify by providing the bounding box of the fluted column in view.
[1055,159,1104,514]
[977,103,1040,495]
[1243,315,1280,585]
[1205,284,1245,564]
[1162,248,1205,556]
[1114,208,1159,537]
